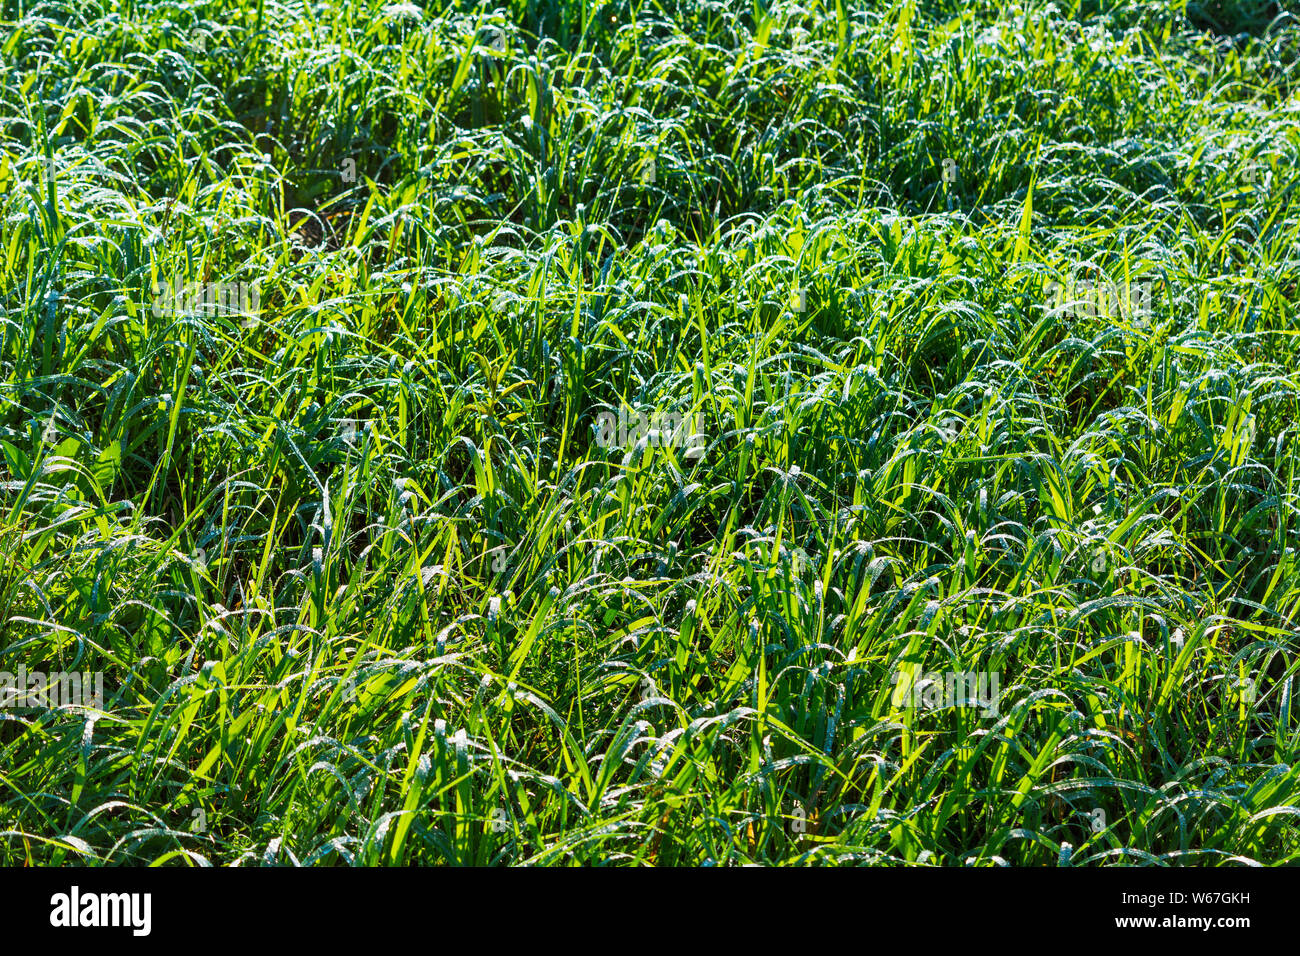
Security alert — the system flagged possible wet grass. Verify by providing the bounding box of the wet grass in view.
[2,0,1300,865]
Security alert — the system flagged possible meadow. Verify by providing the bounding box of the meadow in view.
[1,0,1300,865]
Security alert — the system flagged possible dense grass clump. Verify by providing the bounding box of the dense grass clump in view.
[2,0,1300,865]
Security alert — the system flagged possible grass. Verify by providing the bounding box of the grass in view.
[1,0,1300,866]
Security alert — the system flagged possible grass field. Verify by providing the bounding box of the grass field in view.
[2,0,1300,866]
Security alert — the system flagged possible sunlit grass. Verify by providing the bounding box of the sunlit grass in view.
[1,0,1300,865]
